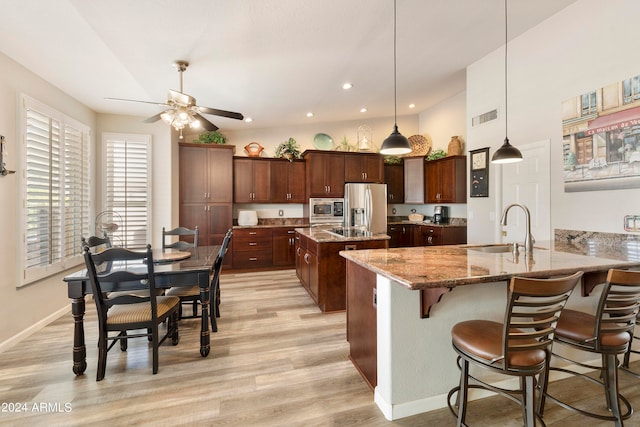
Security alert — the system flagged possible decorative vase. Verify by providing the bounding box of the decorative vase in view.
[244,142,264,157]
[447,136,463,156]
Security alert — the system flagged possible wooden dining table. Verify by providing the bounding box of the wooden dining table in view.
[63,245,220,376]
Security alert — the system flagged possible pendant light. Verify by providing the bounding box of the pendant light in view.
[491,0,523,164]
[380,0,412,155]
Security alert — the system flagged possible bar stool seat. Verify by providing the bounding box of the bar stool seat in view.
[448,272,583,427]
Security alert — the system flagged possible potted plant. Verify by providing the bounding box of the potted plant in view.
[275,137,301,161]
[194,130,226,145]
[426,149,447,161]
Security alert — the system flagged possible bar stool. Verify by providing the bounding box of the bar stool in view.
[448,272,582,427]
[538,269,640,427]
[621,311,640,378]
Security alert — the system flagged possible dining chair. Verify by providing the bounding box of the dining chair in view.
[83,244,180,381]
[162,226,198,251]
[538,269,640,426]
[211,229,233,329]
[82,233,112,251]
[163,226,200,317]
[448,272,583,427]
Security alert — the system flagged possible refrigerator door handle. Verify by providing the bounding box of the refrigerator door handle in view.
[365,186,372,230]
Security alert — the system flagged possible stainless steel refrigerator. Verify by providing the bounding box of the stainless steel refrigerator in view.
[343,183,387,234]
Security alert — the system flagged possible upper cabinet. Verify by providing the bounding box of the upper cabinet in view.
[304,151,345,197]
[179,143,234,204]
[384,163,404,203]
[233,157,271,203]
[270,159,306,203]
[403,157,425,204]
[344,153,384,183]
[425,155,467,203]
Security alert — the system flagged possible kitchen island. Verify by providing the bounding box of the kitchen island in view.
[340,241,640,420]
[295,227,389,312]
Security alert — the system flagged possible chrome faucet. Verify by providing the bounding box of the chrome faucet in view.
[500,203,535,255]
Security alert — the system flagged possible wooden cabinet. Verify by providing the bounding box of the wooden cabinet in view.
[384,163,404,203]
[232,228,273,269]
[233,158,271,203]
[305,151,345,197]
[295,232,388,312]
[272,227,297,267]
[270,159,306,203]
[425,155,467,203]
[179,144,234,268]
[403,157,425,204]
[418,225,467,246]
[344,153,384,183]
[387,224,412,248]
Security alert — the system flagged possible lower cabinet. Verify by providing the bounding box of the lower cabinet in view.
[296,232,388,312]
[272,227,297,267]
[419,225,467,246]
[387,224,413,248]
[232,226,298,270]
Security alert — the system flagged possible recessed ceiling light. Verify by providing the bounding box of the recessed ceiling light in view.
[408,103,416,109]
[342,82,353,90]
[306,112,314,118]
[360,108,368,113]
[244,117,253,123]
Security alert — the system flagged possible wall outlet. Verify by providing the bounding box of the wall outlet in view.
[278,209,284,217]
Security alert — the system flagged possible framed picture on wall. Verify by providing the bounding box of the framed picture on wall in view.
[470,147,489,197]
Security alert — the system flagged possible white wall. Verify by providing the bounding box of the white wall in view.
[466,0,640,244]
[0,52,96,345]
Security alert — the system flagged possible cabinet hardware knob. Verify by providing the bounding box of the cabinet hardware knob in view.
[249,257,257,261]
[249,242,257,246]
[304,253,309,263]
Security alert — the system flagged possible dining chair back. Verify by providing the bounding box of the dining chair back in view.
[162,226,198,251]
[211,229,233,323]
[83,244,180,381]
[81,233,112,252]
[448,271,583,427]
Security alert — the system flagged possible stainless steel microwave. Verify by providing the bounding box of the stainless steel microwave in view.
[309,198,344,224]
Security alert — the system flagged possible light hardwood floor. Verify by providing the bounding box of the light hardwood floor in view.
[1,269,639,426]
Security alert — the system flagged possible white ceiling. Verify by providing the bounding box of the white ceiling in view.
[0,0,576,131]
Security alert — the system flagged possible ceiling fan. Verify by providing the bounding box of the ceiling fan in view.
[107,60,244,136]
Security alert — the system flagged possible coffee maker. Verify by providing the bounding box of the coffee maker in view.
[433,206,448,224]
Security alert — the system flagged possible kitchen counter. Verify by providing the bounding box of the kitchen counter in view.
[340,241,640,421]
[295,226,390,243]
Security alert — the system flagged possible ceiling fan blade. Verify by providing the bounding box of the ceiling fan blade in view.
[197,106,244,121]
[168,89,196,107]
[143,112,164,123]
[105,97,169,107]
[193,113,219,131]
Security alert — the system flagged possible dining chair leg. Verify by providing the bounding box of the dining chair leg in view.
[119,331,128,351]
[522,376,535,427]
[171,312,180,345]
[152,326,159,375]
[97,335,107,381]
[604,353,623,427]
[536,352,551,417]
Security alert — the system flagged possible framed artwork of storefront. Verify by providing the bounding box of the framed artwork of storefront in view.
[561,74,640,192]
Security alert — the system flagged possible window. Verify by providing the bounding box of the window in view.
[102,133,152,249]
[21,96,90,285]
[623,75,640,104]
[581,91,597,116]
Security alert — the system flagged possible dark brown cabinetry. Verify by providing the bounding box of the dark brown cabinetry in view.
[403,157,425,204]
[232,228,273,269]
[270,159,306,203]
[387,224,412,248]
[344,153,384,183]
[304,151,345,197]
[233,158,271,203]
[384,163,404,203]
[418,225,467,246]
[272,227,297,267]
[425,155,467,203]
[295,232,388,312]
[179,143,234,268]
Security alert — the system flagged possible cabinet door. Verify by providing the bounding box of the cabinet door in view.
[324,154,345,196]
[387,225,404,248]
[384,164,404,203]
[344,155,383,183]
[421,227,443,246]
[287,161,306,202]
[306,154,328,197]
[426,156,467,203]
[208,148,233,203]
[403,157,425,204]
[307,250,319,300]
[425,161,440,203]
[344,155,365,182]
[270,160,290,203]
[251,160,271,202]
[179,204,210,243]
[233,159,254,203]
[361,155,383,182]
[273,228,296,266]
[179,146,210,204]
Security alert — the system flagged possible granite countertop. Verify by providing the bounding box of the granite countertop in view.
[339,241,640,291]
[387,220,466,228]
[295,227,390,243]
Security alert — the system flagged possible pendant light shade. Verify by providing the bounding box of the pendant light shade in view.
[380,0,412,156]
[491,0,522,164]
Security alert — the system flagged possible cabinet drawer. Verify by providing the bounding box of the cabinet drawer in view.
[234,235,272,251]
[233,250,273,268]
[234,228,272,238]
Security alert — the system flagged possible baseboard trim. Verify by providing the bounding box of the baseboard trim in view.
[0,306,69,354]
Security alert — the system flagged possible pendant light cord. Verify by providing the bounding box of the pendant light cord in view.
[504,0,508,138]
[393,0,398,125]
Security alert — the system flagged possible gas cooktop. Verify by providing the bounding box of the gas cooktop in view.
[326,227,373,238]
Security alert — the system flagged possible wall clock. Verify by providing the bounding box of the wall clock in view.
[470,147,489,197]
